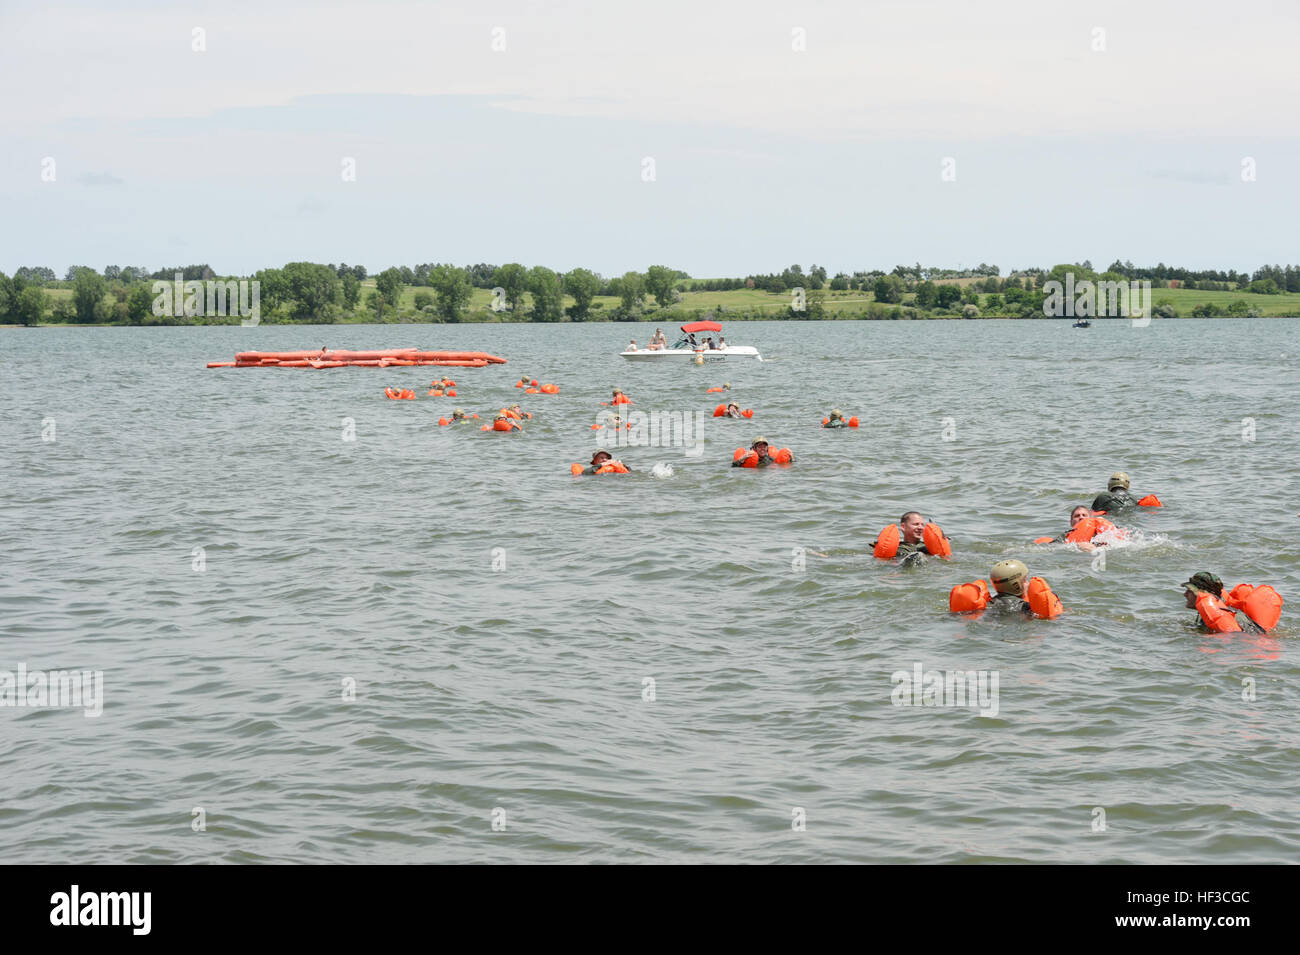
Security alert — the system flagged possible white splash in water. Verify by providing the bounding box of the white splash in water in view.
[651,463,674,479]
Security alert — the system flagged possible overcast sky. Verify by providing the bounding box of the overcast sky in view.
[3,0,1298,277]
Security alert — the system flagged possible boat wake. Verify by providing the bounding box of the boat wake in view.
[651,463,675,479]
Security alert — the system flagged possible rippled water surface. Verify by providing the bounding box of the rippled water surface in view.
[2,318,1298,863]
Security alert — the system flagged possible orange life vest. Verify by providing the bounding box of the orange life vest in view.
[1065,516,1116,544]
[873,524,901,558]
[1222,583,1283,631]
[539,384,560,394]
[922,523,953,559]
[1138,494,1162,507]
[1195,592,1243,633]
[949,579,991,613]
[1025,577,1063,619]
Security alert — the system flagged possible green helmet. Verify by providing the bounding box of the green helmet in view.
[991,559,1029,596]
[1108,471,1131,491]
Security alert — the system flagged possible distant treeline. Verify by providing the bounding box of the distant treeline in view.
[3,259,1299,325]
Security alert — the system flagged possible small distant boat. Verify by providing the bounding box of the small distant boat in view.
[1072,319,1092,328]
[621,320,762,361]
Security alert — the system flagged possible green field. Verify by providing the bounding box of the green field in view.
[370,281,1300,319]
[24,278,1300,325]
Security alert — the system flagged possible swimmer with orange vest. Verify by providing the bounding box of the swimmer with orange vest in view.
[481,412,523,432]
[1181,572,1283,633]
[705,382,732,394]
[605,388,634,406]
[873,511,952,565]
[713,401,753,419]
[731,436,793,468]
[570,449,632,475]
[1034,505,1120,552]
[503,403,532,421]
[949,559,1063,619]
[516,376,537,388]
[821,409,860,429]
[1092,471,1162,513]
[438,407,480,425]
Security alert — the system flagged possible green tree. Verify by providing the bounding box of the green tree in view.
[645,265,677,308]
[14,285,47,325]
[873,275,903,304]
[914,280,937,309]
[71,267,107,323]
[413,291,434,311]
[618,271,646,318]
[429,264,472,322]
[375,267,404,306]
[528,266,564,322]
[936,284,963,309]
[126,284,153,324]
[254,268,290,314]
[282,262,341,320]
[492,263,528,312]
[564,267,600,321]
[0,272,13,321]
[341,272,361,311]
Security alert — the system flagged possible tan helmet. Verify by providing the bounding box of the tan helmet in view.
[990,559,1029,596]
[1108,471,1131,491]
[830,408,843,419]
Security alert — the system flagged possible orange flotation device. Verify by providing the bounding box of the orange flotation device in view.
[539,384,559,394]
[821,416,861,427]
[438,417,451,426]
[428,389,444,397]
[610,395,633,405]
[1065,516,1116,544]
[733,448,759,469]
[922,523,952,559]
[742,409,754,419]
[1032,536,1055,544]
[492,418,517,432]
[949,579,990,613]
[706,386,725,393]
[1223,583,1283,631]
[713,404,728,417]
[1138,494,1163,507]
[1026,577,1064,619]
[769,447,792,464]
[873,524,901,559]
[384,388,415,400]
[1195,592,1243,633]
[525,387,539,394]
[596,462,630,474]
[570,463,584,475]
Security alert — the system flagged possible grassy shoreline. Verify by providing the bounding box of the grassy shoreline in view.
[9,282,1300,326]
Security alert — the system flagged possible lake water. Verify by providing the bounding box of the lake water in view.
[2,318,1298,863]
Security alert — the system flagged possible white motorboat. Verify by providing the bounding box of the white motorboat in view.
[620,320,763,361]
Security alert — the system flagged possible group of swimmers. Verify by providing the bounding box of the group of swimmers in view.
[866,474,1282,633]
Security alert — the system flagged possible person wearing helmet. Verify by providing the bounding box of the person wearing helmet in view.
[1091,472,1140,513]
[988,560,1036,616]
[450,407,469,422]
[724,401,743,419]
[732,436,786,467]
[822,408,849,429]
